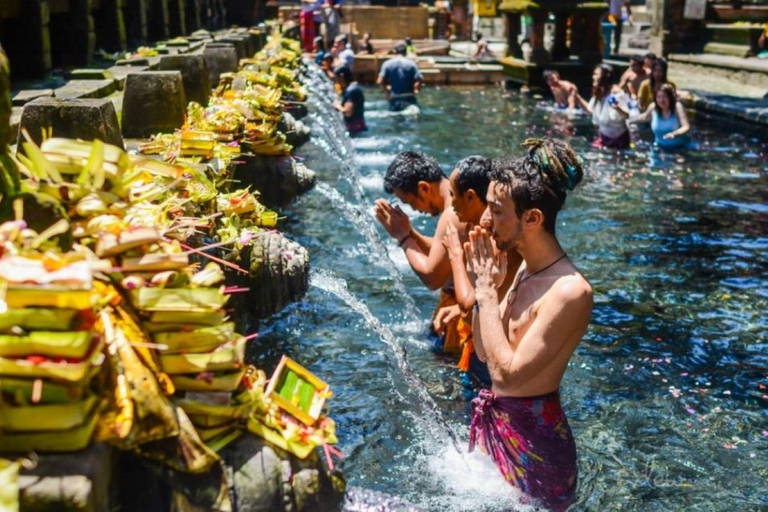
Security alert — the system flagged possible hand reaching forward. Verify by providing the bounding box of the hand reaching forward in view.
[374,199,411,241]
[464,226,507,297]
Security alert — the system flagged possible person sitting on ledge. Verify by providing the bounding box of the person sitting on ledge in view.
[374,151,465,355]
[332,65,367,134]
[543,70,578,110]
[360,32,375,55]
[377,42,424,112]
[466,138,592,512]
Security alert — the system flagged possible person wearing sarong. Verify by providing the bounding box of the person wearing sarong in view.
[436,156,522,383]
[464,139,593,510]
[374,152,465,355]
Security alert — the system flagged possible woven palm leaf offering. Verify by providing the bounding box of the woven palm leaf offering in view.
[0,216,109,453]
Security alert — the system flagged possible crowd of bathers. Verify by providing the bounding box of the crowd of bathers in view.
[544,54,691,151]
[316,35,425,133]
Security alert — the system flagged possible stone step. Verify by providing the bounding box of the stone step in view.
[54,79,119,100]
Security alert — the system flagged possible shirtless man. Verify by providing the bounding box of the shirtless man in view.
[617,54,647,98]
[465,138,593,511]
[543,70,578,109]
[437,156,523,382]
[374,151,465,354]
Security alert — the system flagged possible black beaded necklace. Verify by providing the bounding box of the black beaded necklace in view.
[508,253,569,301]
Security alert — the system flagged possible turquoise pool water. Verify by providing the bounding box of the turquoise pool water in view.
[252,84,768,511]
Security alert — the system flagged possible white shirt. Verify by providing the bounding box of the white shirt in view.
[589,93,629,139]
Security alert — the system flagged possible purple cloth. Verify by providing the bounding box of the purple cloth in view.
[469,388,577,511]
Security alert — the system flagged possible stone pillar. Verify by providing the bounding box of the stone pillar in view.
[578,7,606,67]
[168,0,186,37]
[504,12,523,58]
[551,12,570,61]
[226,0,259,27]
[528,10,550,64]
[148,0,170,41]
[93,0,128,53]
[0,44,12,149]
[121,71,186,138]
[18,98,124,149]
[0,0,52,79]
[124,0,148,45]
[185,0,202,32]
[49,0,95,68]
[158,54,211,106]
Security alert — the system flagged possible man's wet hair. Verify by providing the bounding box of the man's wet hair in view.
[384,151,445,195]
[394,42,407,55]
[630,54,643,64]
[490,138,584,234]
[644,52,657,61]
[543,70,558,82]
[334,65,352,83]
[455,156,492,204]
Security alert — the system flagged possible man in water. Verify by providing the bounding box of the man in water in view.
[332,65,366,133]
[377,42,424,112]
[617,54,647,98]
[437,156,523,382]
[543,70,578,109]
[465,138,593,511]
[373,151,465,354]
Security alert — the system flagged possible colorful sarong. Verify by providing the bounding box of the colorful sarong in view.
[432,290,470,356]
[594,130,630,149]
[469,389,577,511]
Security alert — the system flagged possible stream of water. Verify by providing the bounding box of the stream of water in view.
[250,75,768,511]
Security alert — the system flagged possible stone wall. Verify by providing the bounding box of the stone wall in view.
[279,5,430,40]
[0,0,265,80]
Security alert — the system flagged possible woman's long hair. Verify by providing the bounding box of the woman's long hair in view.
[654,83,677,116]
[592,63,615,100]
[650,58,669,92]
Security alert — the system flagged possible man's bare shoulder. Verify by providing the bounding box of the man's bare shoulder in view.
[561,80,578,91]
[439,206,463,229]
[549,271,593,307]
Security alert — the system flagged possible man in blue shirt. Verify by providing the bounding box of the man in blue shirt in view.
[333,65,367,133]
[377,42,424,111]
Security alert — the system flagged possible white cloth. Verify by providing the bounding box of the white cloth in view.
[589,94,629,139]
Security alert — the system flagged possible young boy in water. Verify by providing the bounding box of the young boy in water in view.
[465,138,593,511]
[543,70,578,110]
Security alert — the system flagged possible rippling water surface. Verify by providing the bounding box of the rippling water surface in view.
[249,81,768,511]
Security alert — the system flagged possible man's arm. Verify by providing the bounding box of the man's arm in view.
[399,210,456,290]
[443,223,475,312]
[332,98,354,117]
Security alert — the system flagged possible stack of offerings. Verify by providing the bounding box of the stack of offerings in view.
[124,261,249,396]
[0,221,106,452]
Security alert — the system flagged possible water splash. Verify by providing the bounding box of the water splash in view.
[313,183,420,321]
[310,268,462,452]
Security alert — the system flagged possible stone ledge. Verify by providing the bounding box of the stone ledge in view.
[55,79,119,100]
[668,53,768,75]
[682,90,768,126]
